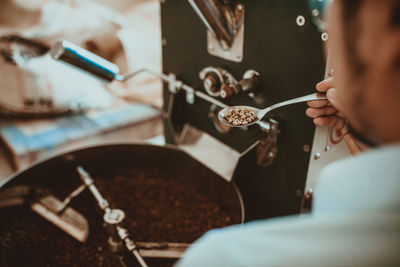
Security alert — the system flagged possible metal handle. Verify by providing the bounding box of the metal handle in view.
[50,40,120,82]
[261,93,327,117]
[188,0,237,49]
[76,166,110,212]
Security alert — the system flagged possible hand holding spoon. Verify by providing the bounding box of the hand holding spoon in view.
[218,93,327,127]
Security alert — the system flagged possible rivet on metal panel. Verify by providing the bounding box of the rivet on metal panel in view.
[321,32,329,41]
[325,145,331,151]
[303,144,310,152]
[302,188,313,211]
[294,189,303,198]
[312,9,319,17]
[296,15,306,27]
[329,68,335,77]
[314,152,321,160]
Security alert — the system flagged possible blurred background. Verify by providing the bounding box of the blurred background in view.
[0,0,164,180]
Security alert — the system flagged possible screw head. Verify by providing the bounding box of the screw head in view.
[321,32,329,41]
[303,144,310,153]
[296,15,306,27]
[104,209,125,225]
[294,189,303,198]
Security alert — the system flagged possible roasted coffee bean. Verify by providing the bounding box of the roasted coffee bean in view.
[0,174,235,267]
[224,108,258,126]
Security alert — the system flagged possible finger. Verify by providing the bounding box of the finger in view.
[340,125,349,135]
[326,88,345,111]
[331,117,346,131]
[306,106,338,118]
[344,133,363,155]
[316,77,334,92]
[307,99,329,108]
[313,117,332,126]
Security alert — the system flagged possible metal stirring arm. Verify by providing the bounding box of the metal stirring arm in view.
[76,166,148,267]
[259,93,327,118]
[116,226,149,267]
[56,183,87,213]
[77,166,110,212]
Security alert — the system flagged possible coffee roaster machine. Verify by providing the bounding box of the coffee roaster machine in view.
[160,0,327,220]
[0,0,351,265]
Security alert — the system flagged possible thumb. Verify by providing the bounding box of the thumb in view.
[326,88,345,111]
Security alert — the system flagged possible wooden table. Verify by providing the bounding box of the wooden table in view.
[0,117,163,184]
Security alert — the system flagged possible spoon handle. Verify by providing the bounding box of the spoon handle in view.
[260,93,327,117]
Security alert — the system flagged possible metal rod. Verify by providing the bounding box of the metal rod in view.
[181,84,229,108]
[76,166,110,212]
[56,183,87,213]
[135,68,228,108]
[122,68,169,82]
[76,167,149,267]
[132,250,148,267]
[117,226,149,267]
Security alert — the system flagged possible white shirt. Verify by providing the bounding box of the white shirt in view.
[177,145,400,267]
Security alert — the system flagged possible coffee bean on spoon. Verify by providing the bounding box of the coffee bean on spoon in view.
[224,108,258,126]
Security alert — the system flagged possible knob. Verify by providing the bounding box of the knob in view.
[220,84,237,101]
[240,70,260,92]
[203,73,221,96]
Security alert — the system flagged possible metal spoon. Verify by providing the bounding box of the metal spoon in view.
[218,92,327,127]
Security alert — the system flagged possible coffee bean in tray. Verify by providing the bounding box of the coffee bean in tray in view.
[0,174,236,267]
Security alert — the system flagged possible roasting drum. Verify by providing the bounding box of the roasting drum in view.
[0,144,244,265]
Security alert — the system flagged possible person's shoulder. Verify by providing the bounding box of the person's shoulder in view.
[321,144,400,177]
[317,144,400,196]
[177,213,400,267]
